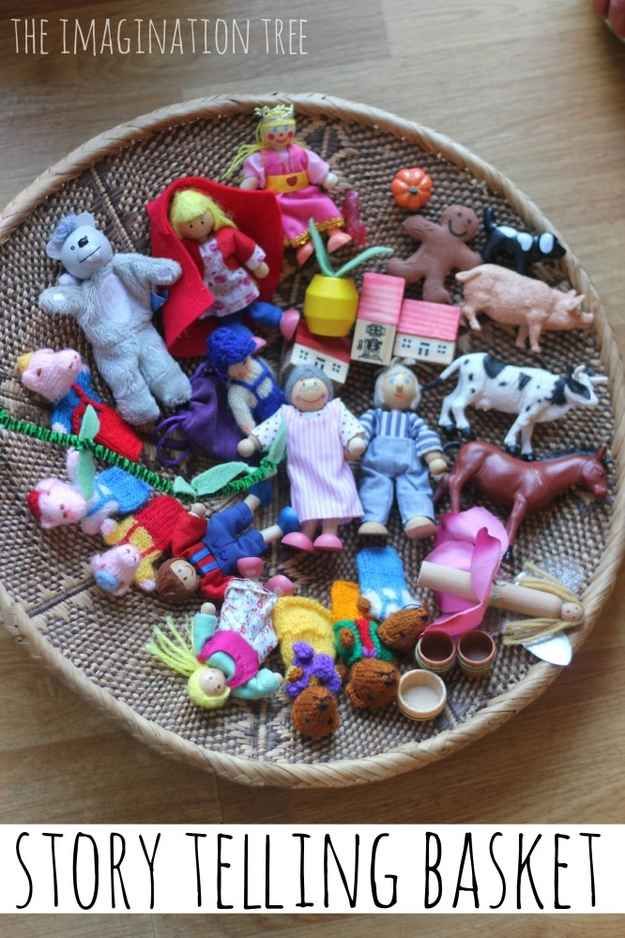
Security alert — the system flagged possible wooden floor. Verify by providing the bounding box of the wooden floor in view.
[2,0,625,934]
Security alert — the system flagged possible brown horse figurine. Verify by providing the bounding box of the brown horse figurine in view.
[437,441,608,544]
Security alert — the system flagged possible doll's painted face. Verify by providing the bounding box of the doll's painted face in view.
[383,369,417,410]
[228,356,255,381]
[156,558,199,602]
[290,376,330,413]
[197,667,227,697]
[177,212,214,242]
[263,123,295,150]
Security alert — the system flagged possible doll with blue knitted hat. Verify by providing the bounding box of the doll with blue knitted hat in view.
[206,323,284,435]
[238,365,366,552]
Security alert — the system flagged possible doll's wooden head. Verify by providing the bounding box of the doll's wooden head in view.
[169,189,235,242]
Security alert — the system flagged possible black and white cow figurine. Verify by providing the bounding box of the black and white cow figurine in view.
[433,352,607,458]
[482,207,566,276]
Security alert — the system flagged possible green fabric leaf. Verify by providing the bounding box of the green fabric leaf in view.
[78,404,100,442]
[308,219,336,277]
[334,245,394,279]
[179,461,252,498]
[172,476,197,497]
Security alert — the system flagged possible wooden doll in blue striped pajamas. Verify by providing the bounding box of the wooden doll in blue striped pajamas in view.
[358,360,448,540]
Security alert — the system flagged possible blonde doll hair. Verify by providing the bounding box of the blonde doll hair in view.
[169,189,235,235]
[502,562,585,646]
[223,104,297,181]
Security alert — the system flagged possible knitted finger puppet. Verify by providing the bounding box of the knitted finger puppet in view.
[224,105,352,267]
[333,596,429,710]
[356,545,417,619]
[358,360,447,540]
[27,449,151,536]
[238,365,366,551]
[92,494,186,595]
[206,324,284,435]
[387,205,481,305]
[39,212,191,425]
[147,176,289,357]
[17,348,143,461]
[273,596,342,739]
[155,488,300,603]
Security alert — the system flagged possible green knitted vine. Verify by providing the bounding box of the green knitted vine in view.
[0,408,281,501]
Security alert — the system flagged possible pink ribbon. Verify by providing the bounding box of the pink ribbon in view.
[424,507,508,638]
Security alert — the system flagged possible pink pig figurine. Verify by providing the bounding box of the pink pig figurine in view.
[90,544,141,597]
[456,264,592,353]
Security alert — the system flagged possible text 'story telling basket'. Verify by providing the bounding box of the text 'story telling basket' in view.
[1,94,624,788]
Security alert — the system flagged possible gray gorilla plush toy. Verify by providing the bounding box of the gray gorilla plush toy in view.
[39,212,191,425]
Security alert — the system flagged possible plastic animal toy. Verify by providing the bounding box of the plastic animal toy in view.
[17,348,144,461]
[386,205,482,304]
[39,212,191,425]
[93,495,186,595]
[456,264,591,353]
[27,450,151,536]
[334,597,429,710]
[206,324,284,435]
[358,360,447,539]
[273,596,342,739]
[238,366,366,551]
[147,595,283,712]
[148,175,286,357]
[433,352,607,457]
[436,441,609,544]
[482,207,566,275]
[224,104,352,266]
[155,487,300,603]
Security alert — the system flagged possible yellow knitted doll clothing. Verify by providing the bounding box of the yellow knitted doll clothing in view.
[272,596,335,669]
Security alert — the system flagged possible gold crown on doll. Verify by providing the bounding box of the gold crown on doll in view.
[254,104,295,128]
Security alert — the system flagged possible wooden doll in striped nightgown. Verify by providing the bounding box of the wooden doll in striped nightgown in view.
[238,366,366,553]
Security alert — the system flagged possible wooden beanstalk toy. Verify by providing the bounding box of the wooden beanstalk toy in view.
[391,167,433,212]
[432,351,607,457]
[456,264,591,353]
[437,441,609,545]
[303,221,393,337]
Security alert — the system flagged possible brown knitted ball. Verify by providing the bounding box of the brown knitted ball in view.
[345,659,400,710]
[291,686,340,739]
[378,607,429,655]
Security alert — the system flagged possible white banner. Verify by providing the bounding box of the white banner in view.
[0,825,615,914]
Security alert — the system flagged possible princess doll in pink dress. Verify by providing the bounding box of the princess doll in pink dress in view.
[224,105,352,266]
[238,366,366,552]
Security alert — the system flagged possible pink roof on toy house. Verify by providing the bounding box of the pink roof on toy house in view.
[357,273,405,326]
[397,300,461,340]
[293,321,351,362]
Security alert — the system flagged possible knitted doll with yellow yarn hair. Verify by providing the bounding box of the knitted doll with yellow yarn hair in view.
[272,595,342,739]
[224,104,351,266]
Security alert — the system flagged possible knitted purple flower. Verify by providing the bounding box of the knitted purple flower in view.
[285,641,342,700]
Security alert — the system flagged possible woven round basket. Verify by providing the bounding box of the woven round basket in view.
[1,94,624,789]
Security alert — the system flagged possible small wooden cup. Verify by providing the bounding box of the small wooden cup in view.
[398,670,447,722]
[415,630,456,674]
[457,630,496,679]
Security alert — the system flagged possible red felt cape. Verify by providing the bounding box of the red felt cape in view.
[147,176,284,357]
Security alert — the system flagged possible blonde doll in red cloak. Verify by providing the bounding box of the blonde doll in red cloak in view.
[224,105,352,266]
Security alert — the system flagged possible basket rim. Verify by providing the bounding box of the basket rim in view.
[2,92,625,789]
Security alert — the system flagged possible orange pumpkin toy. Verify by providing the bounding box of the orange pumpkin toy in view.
[391,167,433,212]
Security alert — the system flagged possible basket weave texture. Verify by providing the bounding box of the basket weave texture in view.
[1,94,624,789]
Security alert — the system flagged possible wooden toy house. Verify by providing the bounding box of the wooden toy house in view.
[393,299,461,365]
[284,321,351,384]
[350,272,405,366]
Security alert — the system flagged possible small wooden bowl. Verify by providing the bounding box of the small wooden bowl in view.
[398,670,447,722]
[457,630,496,679]
[415,630,456,674]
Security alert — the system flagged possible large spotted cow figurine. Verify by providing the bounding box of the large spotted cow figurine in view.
[432,352,607,458]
